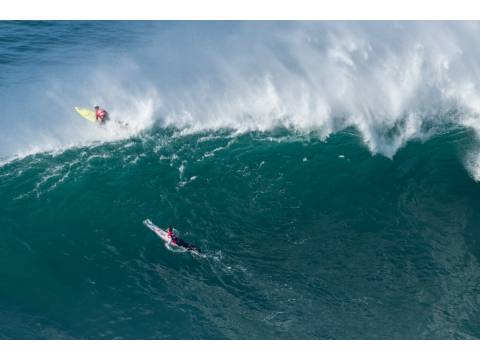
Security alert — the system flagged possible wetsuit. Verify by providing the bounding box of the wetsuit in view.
[95,108,109,123]
[170,233,201,253]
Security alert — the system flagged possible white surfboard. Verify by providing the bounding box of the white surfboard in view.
[143,219,171,243]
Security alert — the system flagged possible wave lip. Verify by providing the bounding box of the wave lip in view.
[3,22,480,176]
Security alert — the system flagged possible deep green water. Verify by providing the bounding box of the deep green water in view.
[1,128,480,339]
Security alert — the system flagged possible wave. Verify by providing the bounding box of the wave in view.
[3,22,480,175]
[1,126,479,338]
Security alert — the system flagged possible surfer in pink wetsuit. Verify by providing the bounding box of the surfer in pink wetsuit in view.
[94,106,109,124]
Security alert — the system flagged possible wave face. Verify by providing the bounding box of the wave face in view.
[1,21,480,339]
[2,128,480,339]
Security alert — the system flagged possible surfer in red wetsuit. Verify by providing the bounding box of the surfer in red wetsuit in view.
[94,106,109,124]
[167,227,201,253]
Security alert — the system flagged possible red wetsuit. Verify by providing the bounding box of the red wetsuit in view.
[167,230,200,252]
[95,108,108,122]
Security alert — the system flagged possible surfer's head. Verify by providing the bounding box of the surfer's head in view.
[168,227,173,234]
[94,106,99,110]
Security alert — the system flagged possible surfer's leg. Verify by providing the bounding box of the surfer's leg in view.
[188,245,200,253]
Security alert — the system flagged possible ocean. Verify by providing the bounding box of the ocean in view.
[1,21,480,339]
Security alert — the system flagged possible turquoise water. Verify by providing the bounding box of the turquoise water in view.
[1,21,480,339]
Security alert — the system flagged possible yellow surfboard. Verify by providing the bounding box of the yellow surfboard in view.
[75,107,97,123]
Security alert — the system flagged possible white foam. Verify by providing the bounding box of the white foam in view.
[4,22,480,176]
[466,152,480,182]
[137,22,480,158]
